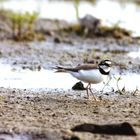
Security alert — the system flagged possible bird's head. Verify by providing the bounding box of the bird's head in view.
[98,59,112,75]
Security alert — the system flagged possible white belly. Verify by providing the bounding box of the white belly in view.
[70,69,105,84]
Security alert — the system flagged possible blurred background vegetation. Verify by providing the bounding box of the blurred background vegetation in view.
[0,0,140,41]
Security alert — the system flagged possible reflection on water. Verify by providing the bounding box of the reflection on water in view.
[0,63,139,92]
[0,0,140,36]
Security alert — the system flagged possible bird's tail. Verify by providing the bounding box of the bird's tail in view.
[53,66,68,73]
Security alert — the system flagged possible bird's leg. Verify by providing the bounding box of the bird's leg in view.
[88,84,98,101]
[86,83,90,98]
[101,75,112,93]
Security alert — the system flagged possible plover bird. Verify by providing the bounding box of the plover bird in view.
[55,59,112,100]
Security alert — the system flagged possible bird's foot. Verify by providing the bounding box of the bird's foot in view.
[88,89,101,101]
[90,96,101,102]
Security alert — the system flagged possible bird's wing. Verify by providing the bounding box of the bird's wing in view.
[55,64,98,72]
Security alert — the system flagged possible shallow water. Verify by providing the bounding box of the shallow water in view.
[0,63,77,90]
[0,62,139,93]
[0,0,140,36]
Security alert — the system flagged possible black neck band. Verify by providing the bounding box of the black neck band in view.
[99,68,110,75]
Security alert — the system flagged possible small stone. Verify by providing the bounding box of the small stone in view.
[72,82,85,90]
[54,37,61,43]
[79,14,100,30]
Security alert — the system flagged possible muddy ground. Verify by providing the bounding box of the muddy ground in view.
[0,24,140,139]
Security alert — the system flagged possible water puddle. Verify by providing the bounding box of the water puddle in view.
[128,50,140,58]
[0,63,77,90]
[109,73,140,91]
[0,133,32,140]
[0,0,140,36]
[0,62,139,93]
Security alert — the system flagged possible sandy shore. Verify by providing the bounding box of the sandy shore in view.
[0,88,140,140]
